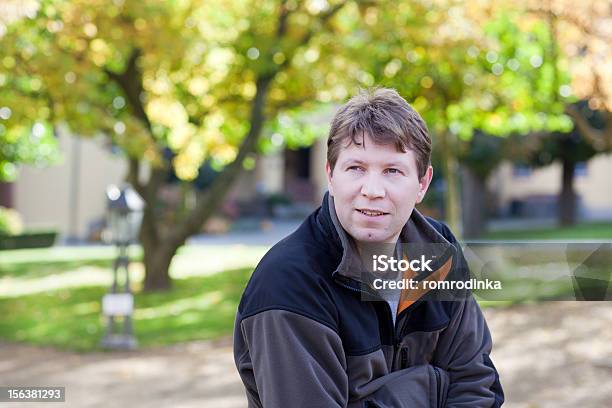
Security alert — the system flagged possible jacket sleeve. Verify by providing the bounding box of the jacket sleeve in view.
[235,308,448,408]
[434,295,504,407]
[237,309,348,407]
[433,225,505,407]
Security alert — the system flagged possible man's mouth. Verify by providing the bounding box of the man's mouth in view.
[356,209,389,217]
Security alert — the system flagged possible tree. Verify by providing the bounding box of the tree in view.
[515,101,602,225]
[0,120,59,182]
[507,1,611,225]
[0,0,59,182]
[524,0,612,161]
[3,0,607,290]
[332,2,576,235]
[458,132,504,238]
[0,0,360,290]
[452,7,576,235]
[521,0,612,126]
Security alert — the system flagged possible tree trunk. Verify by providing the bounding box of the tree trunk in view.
[142,242,175,291]
[440,131,462,236]
[134,77,272,292]
[0,182,13,207]
[559,159,577,226]
[137,197,182,292]
[139,219,182,291]
[111,3,352,292]
[461,166,487,239]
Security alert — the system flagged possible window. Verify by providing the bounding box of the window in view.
[574,162,587,177]
[512,164,532,177]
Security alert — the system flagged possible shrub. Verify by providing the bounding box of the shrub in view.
[0,207,23,236]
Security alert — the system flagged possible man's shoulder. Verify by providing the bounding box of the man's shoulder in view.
[256,223,335,278]
[423,215,458,244]
[237,225,339,326]
[422,215,471,287]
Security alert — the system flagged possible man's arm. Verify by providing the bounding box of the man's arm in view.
[433,224,505,407]
[434,295,504,407]
[237,309,348,407]
[235,309,447,408]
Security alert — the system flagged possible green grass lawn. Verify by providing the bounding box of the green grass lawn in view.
[482,222,612,240]
[0,245,265,351]
[0,268,251,351]
[474,222,612,306]
[1,222,609,352]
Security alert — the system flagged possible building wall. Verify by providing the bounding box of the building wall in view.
[15,127,610,241]
[311,136,328,203]
[489,162,561,204]
[255,152,284,195]
[489,154,612,219]
[575,154,612,212]
[14,132,279,238]
[14,132,126,239]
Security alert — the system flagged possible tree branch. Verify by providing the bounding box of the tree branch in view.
[105,48,168,209]
[277,0,351,72]
[277,0,291,38]
[564,104,612,151]
[126,157,146,198]
[104,48,153,133]
[525,5,611,40]
[171,76,273,245]
[166,0,353,247]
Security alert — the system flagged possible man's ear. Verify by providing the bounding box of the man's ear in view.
[416,165,433,204]
[326,162,334,196]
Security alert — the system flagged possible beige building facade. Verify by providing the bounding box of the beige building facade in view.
[489,154,612,219]
[13,131,126,239]
[9,131,612,241]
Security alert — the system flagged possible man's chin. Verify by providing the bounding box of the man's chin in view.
[349,228,392,244]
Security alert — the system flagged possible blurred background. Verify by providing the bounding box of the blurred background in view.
[0,0,611,407]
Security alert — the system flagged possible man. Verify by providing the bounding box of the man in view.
[233,88,504,407]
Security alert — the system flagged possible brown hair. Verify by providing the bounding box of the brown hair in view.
[327,88,431,178]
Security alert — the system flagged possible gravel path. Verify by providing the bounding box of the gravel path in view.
[2,302,611,408]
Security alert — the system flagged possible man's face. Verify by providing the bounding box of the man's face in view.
[327,134,433,245]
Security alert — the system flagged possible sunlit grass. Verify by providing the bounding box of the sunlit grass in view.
[483,222,612,240]
[2,234,606,351]
[0,245,267,297]
[0,245,265,351]
[0,268,252,351]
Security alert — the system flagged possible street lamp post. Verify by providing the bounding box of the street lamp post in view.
[100,184,143,350]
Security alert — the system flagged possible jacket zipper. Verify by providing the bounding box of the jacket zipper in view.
[334,276,405,370]
[433,365,442,408]
[394,245,457,341]
[399,348,408,369]
[334,277,395,332]
[332,243,455,348]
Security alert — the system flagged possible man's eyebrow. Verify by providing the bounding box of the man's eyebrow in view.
[341,158,367,165]
[340,159,409,168]
[383,162,408,168]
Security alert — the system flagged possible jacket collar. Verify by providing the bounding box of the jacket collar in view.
[315,191,454,282]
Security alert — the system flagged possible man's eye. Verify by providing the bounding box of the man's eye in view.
[385,168,403,175]
[347,166,364,172]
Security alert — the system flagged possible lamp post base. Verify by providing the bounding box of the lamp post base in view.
[100,334,138,350]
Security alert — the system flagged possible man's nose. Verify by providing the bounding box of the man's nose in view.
[360,173,385,198]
